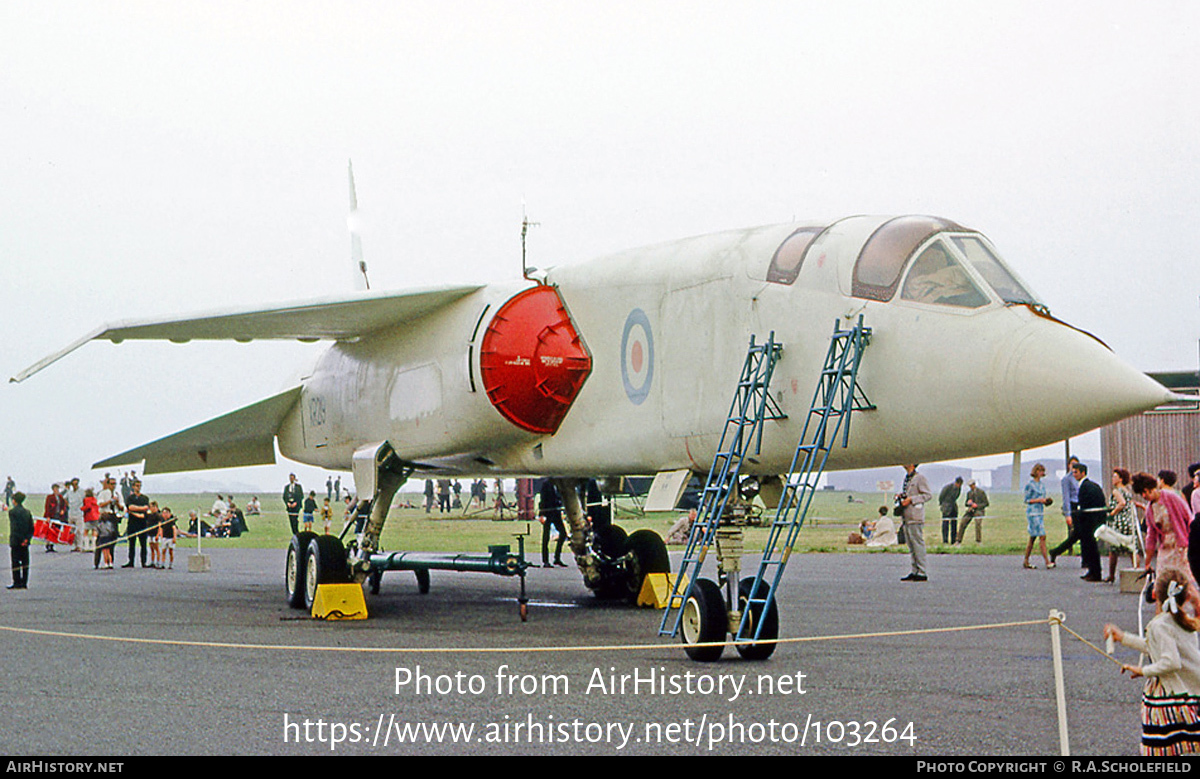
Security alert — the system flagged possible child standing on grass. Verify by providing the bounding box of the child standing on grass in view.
[303,491,317,533]
[321,498,332,534]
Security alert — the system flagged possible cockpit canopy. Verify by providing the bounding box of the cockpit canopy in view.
[766,215,1043,311]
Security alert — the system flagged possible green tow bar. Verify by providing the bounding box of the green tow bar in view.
[367,538,532,620]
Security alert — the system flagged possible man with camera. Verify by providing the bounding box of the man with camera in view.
[897,463,933,582]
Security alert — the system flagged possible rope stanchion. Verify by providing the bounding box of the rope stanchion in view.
[1045,609,1148,757]
[1048,609,1070,756]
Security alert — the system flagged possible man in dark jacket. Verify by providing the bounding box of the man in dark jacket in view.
[1050,462,1105,581]
[938,477,963,544]
[282,474,303,536]
[8,492,33,589]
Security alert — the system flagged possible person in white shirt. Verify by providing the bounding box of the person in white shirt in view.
[1105,571,1200,755]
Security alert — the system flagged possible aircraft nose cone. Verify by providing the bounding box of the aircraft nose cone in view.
[994,320,1173,443]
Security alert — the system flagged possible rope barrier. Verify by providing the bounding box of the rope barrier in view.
[0,545,1131,666]
[93,518,177,550]
[0,616,1056,655]
[2,518,192,573]
[1056,620,1125,668]
[0,582,1137,754]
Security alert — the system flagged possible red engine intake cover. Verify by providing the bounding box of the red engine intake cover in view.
[480,286,592,435]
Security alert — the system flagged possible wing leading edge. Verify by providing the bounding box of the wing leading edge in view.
[10,283,484,383]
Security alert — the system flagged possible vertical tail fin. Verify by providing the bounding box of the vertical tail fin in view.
[348,159,370,291]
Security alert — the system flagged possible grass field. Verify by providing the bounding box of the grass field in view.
[14,487,1057,558]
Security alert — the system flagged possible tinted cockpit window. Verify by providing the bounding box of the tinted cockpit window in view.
[900,241,989,308]
[950,235,1039,306]
[766,227,824,285]
[853,216,962,301]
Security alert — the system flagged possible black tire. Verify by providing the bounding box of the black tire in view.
[680,578,727,662]
[623,529,670,603]
[735,576,780,660]
[304,535,350,610]
[285,531,318,609]
[596,524,627,558]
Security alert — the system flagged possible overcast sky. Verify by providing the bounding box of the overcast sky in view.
[2,1,1197,494]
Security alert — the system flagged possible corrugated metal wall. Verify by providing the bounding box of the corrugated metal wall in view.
[1101,409,1200,478]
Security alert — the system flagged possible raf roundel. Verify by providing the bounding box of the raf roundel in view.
[620,308,654,405]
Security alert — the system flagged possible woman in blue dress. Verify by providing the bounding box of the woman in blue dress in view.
[1023,463,1054,569]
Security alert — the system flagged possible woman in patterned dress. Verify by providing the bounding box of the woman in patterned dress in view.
[1106,571,1200,755]
[1104,468,1140,582]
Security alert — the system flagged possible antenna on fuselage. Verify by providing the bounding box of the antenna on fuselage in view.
[521,199,542,284]
[348,159,370,291]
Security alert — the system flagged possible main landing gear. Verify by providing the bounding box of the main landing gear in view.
[284,442,530,619]
[554,477,671,604]
[588,524,671,603]
[284,524,532,617]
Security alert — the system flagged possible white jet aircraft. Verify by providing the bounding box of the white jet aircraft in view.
[13,211,1176,621]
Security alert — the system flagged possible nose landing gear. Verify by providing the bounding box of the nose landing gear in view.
[678,527,779,662]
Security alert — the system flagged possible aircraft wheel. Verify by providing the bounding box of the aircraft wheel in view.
[368,568,382,595]
[734,577,779,661]
[596,524,627,558]
[680,578,727,662]
[304,535,350,610]
[285,531,318,609]
[623,529,670,603]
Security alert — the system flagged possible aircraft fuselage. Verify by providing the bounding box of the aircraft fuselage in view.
[277,215,1169,478]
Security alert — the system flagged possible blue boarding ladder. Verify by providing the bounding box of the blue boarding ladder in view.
[734,316,873,644]
[658,332,786,638]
